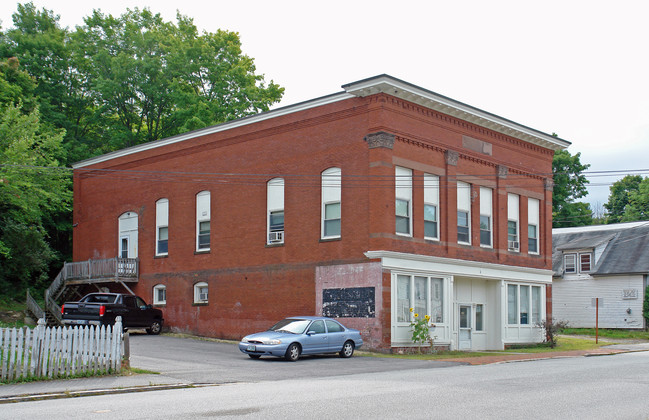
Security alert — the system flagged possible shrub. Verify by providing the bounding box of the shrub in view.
[537,318,569,348]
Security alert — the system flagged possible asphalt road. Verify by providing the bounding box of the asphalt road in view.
[5,348,649,419]
[128,332,462,384]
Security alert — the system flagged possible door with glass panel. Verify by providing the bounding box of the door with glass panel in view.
[459,305,472,350]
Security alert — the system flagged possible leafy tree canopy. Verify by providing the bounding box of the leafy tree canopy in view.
[552,149,592,227]
[603,175,648,223]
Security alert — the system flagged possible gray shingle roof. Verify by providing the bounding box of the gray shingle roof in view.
[552,223,649,276]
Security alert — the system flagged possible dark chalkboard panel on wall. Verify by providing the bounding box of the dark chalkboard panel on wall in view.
[322,287,375,318]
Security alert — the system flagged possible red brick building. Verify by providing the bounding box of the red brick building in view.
[72,75,569,351]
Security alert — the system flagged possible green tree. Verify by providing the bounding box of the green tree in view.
[73,8,284,150]
[0,102,71,298]
[604,175,646,223]
[552,149,592,227]
[2,2,101,164]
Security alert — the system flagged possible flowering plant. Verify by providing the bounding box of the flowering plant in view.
[409,308,436,353]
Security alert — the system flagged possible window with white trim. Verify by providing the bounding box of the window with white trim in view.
[423,173,439,240]
[156,198,169,256]
[475,304,484,331]
[479,187,492,247]
[395,167,412,236]
[564,254,576,273]
[507,193,519,251]
[528,198,539,254]
[580,253,592,272]
[153,284,166,305]
[321,168,341,239]
[196,191,210,251]
[396,274,444,324]
[194,282,208,304]
[457,181,471,244]
[267,178,284,244]
[507,284,542,325]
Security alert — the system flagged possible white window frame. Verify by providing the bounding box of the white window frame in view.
[564,253,577,273]
[479,187,492,248]
[579,252,593,272]
[153,284,166,305]
[507,283,542,326]
[457,181,471,245]
[196,191,211,251]
[395,167,412,236]
[423,173,440,241]
[528,197,540,254]
[156,198,169,256]
[321,167,341,239]
[507,193,519,252]
[395,273,445,325]
[267,178,285,244]
[194,282,208,304]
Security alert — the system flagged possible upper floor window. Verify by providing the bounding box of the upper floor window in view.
[267,178,284,244]
[424,174,439,240]
[156,198,169,256]
[457,181,471,244]
[580,253,592,272]
[196,191,210,251]
[507,193,519,251]
[564,252,592,274]
[528,198,540,254]
[395,167,412,236]
[564,254,577,273]
[479,187,492,247]
[321,168,341,239]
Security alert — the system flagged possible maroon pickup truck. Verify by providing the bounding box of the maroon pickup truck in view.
[61,293,164,334]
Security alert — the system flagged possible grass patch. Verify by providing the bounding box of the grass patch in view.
[561,328,649,340]
[124,367,159,375]
[357,336,607,360]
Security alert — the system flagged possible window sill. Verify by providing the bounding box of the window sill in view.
[154,254,168,259]
[194,249,211,255]
[153,303,166,308]
[265,242,284,248]
[319,236,341,243]
[192,302,209,306]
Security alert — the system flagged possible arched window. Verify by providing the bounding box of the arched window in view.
[153,284,166,305]
[321,168,341,239]
[196,191,211,251]
[267,178,284,244]
[194,282,208,304]
[156,198,169,255]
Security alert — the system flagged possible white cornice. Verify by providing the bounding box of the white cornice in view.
[72,92,354,168]
[364,250,553,283]
[73,74,569,169]
[343,75,570,151]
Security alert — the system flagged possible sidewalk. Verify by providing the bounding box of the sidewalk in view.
[2,342,648,403]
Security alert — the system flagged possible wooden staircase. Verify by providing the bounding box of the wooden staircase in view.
[26,257,139,327]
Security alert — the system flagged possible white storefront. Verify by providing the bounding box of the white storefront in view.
[366,251,549,351]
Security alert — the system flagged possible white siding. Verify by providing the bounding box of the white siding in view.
[552,275,645,328]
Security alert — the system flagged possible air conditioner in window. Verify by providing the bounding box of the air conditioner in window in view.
[268,231,284,243]
[508,241,520,251]
[198,292,208,302]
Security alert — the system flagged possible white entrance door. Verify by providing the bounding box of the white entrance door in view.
[459,305,472,350]
[118,212,138,258]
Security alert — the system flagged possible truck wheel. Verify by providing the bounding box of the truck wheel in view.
[147,320,162,335]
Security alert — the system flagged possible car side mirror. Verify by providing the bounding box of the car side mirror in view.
[307,331,315,336]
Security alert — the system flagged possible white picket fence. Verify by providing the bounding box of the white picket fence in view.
[0,317,124,382]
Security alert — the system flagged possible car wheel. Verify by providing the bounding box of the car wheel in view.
[146,320,162,335]
[248,354,261,359]
[339,341,355,358]
[285,343,300,361]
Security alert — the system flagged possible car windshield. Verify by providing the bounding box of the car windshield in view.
[269,318,311,334]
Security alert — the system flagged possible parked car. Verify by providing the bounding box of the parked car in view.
[238,316,363,361]
[61,293,164,334]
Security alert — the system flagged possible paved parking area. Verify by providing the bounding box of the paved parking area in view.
[129,332,462,384]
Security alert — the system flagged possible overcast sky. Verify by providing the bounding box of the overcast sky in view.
[2,0,648,209]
